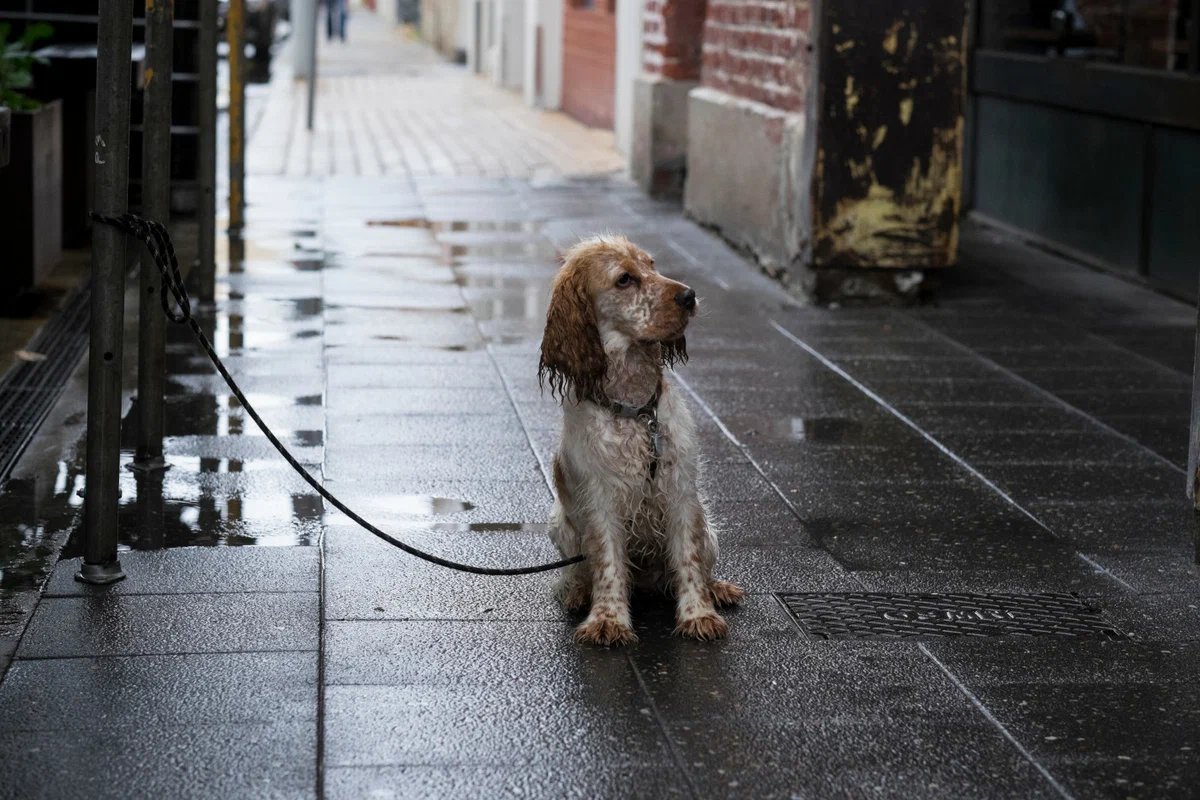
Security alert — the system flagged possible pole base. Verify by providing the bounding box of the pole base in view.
[127,457,171,474]
[75,560,127,585]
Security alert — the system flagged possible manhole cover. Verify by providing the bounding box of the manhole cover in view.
[776,592,1125,640]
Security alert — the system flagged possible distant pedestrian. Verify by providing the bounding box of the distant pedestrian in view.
[323,0,347,41]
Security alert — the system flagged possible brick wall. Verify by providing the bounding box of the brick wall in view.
[643,0,708,80]
[700,0,812,112]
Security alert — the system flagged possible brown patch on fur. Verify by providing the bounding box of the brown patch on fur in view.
[552,457,570,502]
[675,612,729,641]
[539,252,607,403]
[709,580,745,608]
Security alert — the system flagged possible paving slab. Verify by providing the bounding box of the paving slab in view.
[44,548,318,597]
[0,651,316,730]
[325,765,689,800]
[0,721,316,800]
[18,592,318,659]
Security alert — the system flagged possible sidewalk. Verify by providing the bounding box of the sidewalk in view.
[247,15,625,180]
[2,11,1200,799]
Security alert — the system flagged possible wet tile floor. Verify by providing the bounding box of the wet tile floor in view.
[2,173,1200,798]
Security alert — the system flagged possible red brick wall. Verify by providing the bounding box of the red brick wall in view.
[643,0,708,79]
[700,0,812,112]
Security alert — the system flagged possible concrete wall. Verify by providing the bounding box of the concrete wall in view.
[632,0,706,195]
[685,88,806,270]
[522,0,562,109]
[465,0,498,76]
[613,0,644,155]
[494,0,525,89]
[420,0,464,59]
[631,75,695,196]
[684,0,812,268]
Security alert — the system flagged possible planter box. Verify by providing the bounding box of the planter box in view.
[0,100,62,295]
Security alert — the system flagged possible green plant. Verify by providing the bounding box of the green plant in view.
[0,22,53,111]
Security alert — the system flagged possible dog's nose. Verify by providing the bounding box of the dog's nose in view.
[675,288,696,310]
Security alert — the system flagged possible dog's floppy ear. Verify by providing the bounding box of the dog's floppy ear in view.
[539,262,606,403]
[661,337,688,370]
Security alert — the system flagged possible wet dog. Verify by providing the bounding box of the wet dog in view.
[539,235,744,646]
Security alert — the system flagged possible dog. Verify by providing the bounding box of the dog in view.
[538,235,744,646]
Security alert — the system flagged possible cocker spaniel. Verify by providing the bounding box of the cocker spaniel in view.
[539,235,744,646]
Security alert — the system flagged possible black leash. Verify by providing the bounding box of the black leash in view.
[91,212,584,576]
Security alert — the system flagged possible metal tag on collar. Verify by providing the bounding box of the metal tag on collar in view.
[645,417,664,458]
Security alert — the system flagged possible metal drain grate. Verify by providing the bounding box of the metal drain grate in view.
[776,592,1125,640]
[0,285,91,483]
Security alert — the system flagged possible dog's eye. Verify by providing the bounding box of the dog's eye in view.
[615,273,634,288]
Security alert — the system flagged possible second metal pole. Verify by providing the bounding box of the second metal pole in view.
[80,0,135,584]
[227,0,246,239]
[133,0,174,473]
[196,0,218,301]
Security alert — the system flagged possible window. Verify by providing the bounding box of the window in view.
[980,0,1197,73]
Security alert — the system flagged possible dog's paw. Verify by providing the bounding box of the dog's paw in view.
[573,616,638,647]
[675,612,729,641]
[710,580,746,608]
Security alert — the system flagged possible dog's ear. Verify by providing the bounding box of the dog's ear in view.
[662,337,688,370]
[539,262,606,403]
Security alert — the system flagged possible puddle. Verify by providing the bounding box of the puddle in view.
[0,472,83,631]
[365,220,540,234]
[738,417,864,444]
[467,293,546,322]
[287,258,324,272]
[292,430,324,447]
[365,338,484,352]
[353,495,475,515]
[441,242,551,262]
[367,218,431,229]
[429,522,550,533]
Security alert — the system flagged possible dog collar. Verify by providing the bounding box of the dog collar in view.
[605,384,660,421]
[597,381,665,477]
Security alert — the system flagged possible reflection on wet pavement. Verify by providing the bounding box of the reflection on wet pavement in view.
[0,180,591,637]
[733,416,866,444]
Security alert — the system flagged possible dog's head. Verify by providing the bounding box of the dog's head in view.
[539,235,695,403]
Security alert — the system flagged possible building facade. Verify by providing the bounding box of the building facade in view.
[451,0,1200,303]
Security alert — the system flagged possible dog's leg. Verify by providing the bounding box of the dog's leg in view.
[573,515,637,646]
[666,501,730,640]
[551,511,591,612]
[557,563,591,613]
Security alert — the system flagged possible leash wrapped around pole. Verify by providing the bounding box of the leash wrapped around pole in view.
[90,212,585,576]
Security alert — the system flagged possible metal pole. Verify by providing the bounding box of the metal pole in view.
[79,0,134,585]
[227,0,246,238]
[132,0,173,475]
[195,0,218,301]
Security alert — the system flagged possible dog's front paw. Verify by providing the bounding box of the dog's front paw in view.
[710,580,746,608]
[573,616,638,647]
[676,612,729,641]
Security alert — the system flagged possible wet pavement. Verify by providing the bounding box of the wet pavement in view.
[0,169,1197,798]
[3,20,1200,799]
